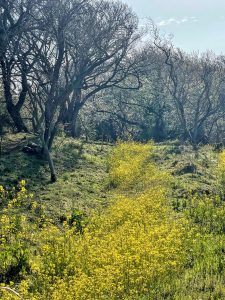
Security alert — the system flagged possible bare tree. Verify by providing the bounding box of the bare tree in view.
[24,0,142,181]
[152,25,224,148]
[0,0,40,132]
[60,0,142,137]
[23,0,87,182]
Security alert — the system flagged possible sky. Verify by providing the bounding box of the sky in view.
[121,0,225,54]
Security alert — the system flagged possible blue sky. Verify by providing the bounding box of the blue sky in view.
[121,0,225,54]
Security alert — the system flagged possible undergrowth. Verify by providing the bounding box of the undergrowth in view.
[1,142,225,299]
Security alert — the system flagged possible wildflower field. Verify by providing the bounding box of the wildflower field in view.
[1,141,225,299]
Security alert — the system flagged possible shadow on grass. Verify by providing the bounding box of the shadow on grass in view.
[0,151,49,188]
[0,139,82,189]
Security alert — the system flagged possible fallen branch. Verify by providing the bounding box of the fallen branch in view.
[0,287,24,300]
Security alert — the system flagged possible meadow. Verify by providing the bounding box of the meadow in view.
[1,136,225,299]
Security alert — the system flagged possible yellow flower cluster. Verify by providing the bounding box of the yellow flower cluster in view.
[0,181,47,300]
[25,143,190,299]
[108,142,171,191]
[0,144,191,299]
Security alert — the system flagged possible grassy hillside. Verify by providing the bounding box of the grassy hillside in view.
[0,134,112,218]
[1,137,225,299]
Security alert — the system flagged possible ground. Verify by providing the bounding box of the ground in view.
[1,135,225,299]
[0,134,220,219]
[0,134,113,219]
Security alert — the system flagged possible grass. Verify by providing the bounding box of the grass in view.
[0,141,190,299]
[2,138,225,299]
[0,134,112,219]
[152,142,220,203]
[0,136,221,219]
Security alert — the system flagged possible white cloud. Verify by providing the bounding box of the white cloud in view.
[156,16,198,27]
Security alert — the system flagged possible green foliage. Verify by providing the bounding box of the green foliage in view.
[0,181,45,285]
[0,142,191,299]
[68,209,87,233]
[2,141,225,299]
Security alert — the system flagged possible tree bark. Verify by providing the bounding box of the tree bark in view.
[43,143,57,183]
[71,106,80,138]
[65,89,82,138]
[1,60,28,132]
[6,102,28,132]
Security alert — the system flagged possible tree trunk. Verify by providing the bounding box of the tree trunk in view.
[192,128,198,151]
[153,116,165,142]
[48,126,58,150]
[40,131,57,182]
[178,105,189,142]
[71,107,80,138]
[66,89,82,138]
[1,60,28,132]
[43,143,57,183]
[6,102,28,132]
